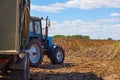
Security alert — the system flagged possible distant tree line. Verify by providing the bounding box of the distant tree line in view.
[52,35,90,40]
[107,38,113,40]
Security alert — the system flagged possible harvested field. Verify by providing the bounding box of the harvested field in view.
[30,38,120,80]
[0,38,120,80]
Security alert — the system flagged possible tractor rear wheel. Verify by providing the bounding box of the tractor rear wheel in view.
[50,45,65,64]
[28,40,43,68]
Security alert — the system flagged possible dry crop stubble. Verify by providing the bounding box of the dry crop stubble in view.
[30,38,120,80]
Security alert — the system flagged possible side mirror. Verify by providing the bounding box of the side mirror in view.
[47,20,50,27]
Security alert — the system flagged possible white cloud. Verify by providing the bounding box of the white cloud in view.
[66,0,120,9]
[31,4,65,13]
[110,13,120,17]
[49,18,120,39]
[96,18,120,24]
[31,0,120,12]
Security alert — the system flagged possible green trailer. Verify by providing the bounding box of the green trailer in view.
[0,0,30,79]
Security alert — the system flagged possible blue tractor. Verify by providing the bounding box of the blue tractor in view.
[28,16,65,67]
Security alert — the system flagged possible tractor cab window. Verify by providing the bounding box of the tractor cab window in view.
[29,21,33,32]
[34,21,41,34]
[29,19,41,35]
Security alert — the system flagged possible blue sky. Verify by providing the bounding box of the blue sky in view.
[31,0,120,40]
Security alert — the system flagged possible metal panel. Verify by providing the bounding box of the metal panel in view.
[0,0,19,53]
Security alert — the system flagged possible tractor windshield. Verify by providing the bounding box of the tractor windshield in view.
[34,21,41,34]
[29,21,33,32]
[29,21,41,34]
[29,18,41,36]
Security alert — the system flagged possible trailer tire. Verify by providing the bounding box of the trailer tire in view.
[50,45,65,64]
[10,54,30,80]
[24,53,30,80]
[28,40,43,68]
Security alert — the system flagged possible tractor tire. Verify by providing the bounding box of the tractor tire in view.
[50,45,65,64]
[28,40,43,68]
[10,54,30,80]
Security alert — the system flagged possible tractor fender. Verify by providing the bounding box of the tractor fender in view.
[53,44,58,49]
[48,44,58,58]
[51,44,59,54]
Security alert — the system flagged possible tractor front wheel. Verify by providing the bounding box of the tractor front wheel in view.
[50,45,65,64]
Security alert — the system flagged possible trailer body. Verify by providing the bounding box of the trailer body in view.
[0,0,19,54]
[0,0,30,79]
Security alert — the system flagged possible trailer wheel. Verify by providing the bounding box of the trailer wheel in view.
[28,40,43,67]
[10,54,30,80]
[50,45,65,64]
[24,53,30,80]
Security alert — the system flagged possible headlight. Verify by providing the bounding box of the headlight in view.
[19,53,25,59]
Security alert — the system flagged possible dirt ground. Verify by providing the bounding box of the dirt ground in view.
[30,38,120,80]
[31,57,120,80]
[0,38,120,80]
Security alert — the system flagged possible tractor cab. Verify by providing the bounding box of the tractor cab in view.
[29,17,42,38]
[29,16,52,48]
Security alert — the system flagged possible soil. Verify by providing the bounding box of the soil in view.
[0,38,120,80]
[30,38,120,80]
